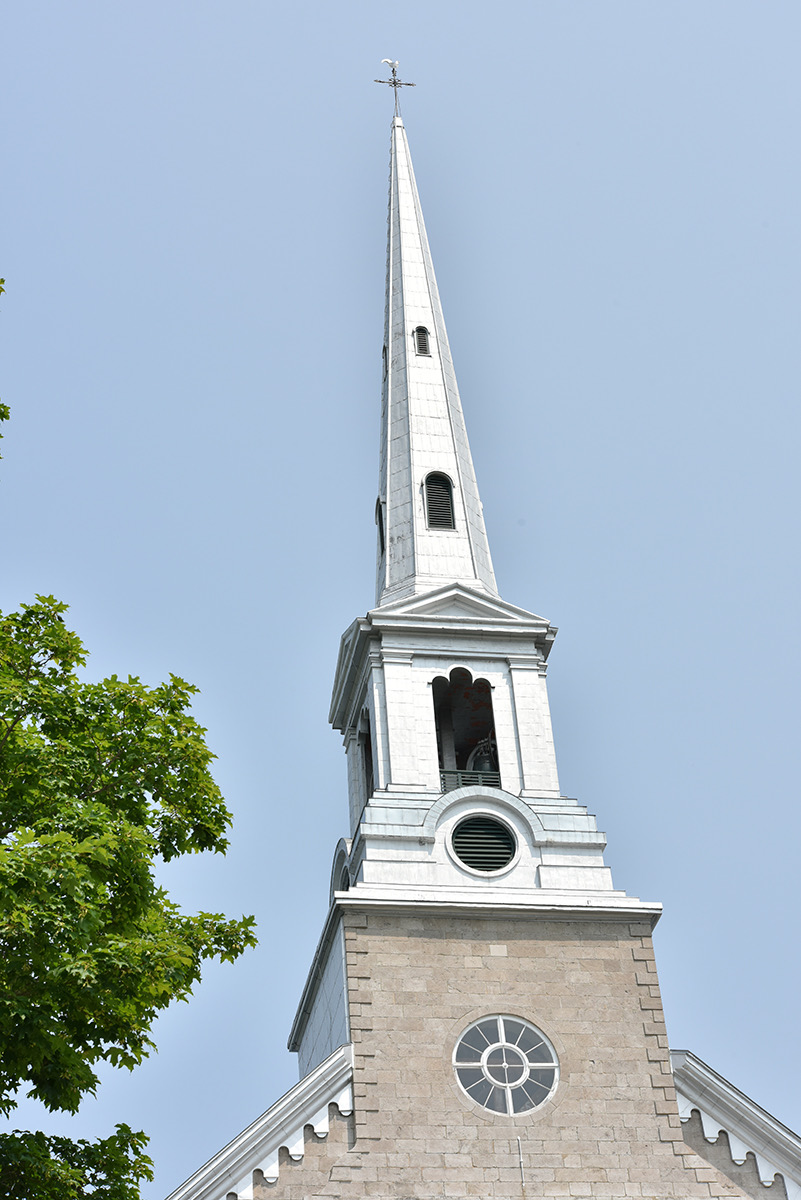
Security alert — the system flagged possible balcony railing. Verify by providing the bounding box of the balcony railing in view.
[440,769,501,793]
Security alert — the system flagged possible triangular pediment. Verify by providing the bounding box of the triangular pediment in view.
[371,584,550,627]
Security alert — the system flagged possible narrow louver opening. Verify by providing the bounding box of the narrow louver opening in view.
[425,473,455,529]
[414,325,430,355]
[452,816,516,873]
[375,498,385,555]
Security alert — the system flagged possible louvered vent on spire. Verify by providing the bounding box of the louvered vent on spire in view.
[425,474,455,529]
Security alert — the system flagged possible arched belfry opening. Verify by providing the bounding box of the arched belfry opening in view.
[432,667,500,793]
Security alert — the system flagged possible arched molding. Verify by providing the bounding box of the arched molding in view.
[429,663,494,688]
[423,787,545,843]
[328,838,352,905]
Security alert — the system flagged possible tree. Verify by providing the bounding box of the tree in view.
[0,591,257,1197]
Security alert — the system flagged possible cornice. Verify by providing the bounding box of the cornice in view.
[333,891,661,923]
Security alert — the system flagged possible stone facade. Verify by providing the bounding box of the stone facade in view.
[263,906,750,1199]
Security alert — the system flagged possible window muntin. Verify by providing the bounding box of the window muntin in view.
[425,473,455,529]
[413,326,430,355]
[453,1016,558,1115]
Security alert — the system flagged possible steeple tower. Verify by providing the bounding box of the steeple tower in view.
[376,116,497,605]
[324,116,619,884]
[166,98,801,1200]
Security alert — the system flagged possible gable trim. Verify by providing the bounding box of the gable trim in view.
[672,1050,801,1199]
[165,1044,354,1200]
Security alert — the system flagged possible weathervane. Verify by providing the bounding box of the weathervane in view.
[374,59,415,116]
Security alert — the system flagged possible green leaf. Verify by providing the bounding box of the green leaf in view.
[0,597,257,1193]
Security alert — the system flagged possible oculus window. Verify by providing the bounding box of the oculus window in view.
[453,1015,558,1115]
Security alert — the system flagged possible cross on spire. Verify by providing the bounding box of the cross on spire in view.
[374,59,415,116]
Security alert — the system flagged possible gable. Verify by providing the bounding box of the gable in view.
[165,1045,353,1200]
[372,583,551,626]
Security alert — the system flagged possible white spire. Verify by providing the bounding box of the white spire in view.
[376,116,498,606]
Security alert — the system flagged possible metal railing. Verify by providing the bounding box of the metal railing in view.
[440,769,501,793]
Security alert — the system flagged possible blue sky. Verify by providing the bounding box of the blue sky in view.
[2,3,800,1197]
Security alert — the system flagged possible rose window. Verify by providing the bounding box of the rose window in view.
[453,1015,559,1114]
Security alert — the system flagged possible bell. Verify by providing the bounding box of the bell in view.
[471,749,495,773]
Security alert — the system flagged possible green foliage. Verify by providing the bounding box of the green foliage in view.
[0,1126,152,1199]
[0,595,257,1192]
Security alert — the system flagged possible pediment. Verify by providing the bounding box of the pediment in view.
[372,584,550,627]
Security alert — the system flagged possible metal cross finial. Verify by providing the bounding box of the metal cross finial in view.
[374,59,415,116]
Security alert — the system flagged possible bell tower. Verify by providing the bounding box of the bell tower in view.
[273,111,750,1198]
[168,94,801,1200]
[320,110,620,913]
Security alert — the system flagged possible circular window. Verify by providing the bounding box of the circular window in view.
[453,1015,558,1115]
[451,815,516,872]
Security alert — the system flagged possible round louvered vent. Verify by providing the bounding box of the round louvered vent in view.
[451,816,516,873]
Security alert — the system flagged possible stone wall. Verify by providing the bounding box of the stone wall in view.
[264,906,752,1199]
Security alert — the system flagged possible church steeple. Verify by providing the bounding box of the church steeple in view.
[376,116,497,606]
[167,87,801,1200]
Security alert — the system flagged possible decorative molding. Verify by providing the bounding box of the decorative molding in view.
[328,838,351,906]
[422,785,546,840]
[333,893,660,921]
[372,582,550,626]
[672,1050,801,1199]
[329,585,558,732]
[164,1044,354,1200]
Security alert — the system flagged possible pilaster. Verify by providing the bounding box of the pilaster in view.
[507,654,561,798]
